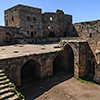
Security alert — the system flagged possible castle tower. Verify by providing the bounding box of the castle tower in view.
[4,4,43,37]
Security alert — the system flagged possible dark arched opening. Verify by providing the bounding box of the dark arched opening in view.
[63,44,74,74]
[3,32,12,43]
[53,55,65,74]
[31,32,34,37]
[53,44,74,75]
[21,59,40,84]
[48,32,55,37]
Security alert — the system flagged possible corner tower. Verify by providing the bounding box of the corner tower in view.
[4,4,43,37]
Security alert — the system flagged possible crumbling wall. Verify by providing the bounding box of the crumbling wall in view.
[0,26,17,45]
[5,4,43,38]
[74,21,100,82]
[4,5,20,27]
[42,9,74,38]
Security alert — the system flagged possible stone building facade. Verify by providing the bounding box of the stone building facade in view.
[74,20,100,82]
[0,4,76,45]
[0,4,100,86]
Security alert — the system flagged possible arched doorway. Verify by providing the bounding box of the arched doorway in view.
[21,59,40,84]
[63,44,74,74]
[48,32,55,37]
[31,32,34,37]
[53,44,74,75]
[3,32,12,43]
[53,55,65,74]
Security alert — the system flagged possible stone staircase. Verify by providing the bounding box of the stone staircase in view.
[0,69,24,100]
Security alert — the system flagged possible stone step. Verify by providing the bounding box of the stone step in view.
[6,95,19,100]
[0,92,15,100]
[0,76,7,80]
[0,69,3,73]
[0,82,12,89]
[0,73,5,77]
[0,87,12,95]
[0,79,10,85]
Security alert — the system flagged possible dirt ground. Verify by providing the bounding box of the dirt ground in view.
[19,72,100,100]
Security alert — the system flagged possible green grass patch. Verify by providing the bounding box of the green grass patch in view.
[10,88,18,95]
[9,83,16,88]
[10,84,25,100]
[74,77,95,84]
[18,92,25,100]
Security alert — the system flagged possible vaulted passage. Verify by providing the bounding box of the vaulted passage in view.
[53,55,65,74]
[64,44,74,74]
[21,59,40,84]
[53,44,74,75]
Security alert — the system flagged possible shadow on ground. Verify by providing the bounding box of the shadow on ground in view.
[18,72,73,100]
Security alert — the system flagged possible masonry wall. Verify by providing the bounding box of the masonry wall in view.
[42,10,74,37]
[74,20,100,82]
[74,20,100,41]
[4,5,20,27]
[0,26,17,45]
[74,20,100,63]
[5,4,43,38]
[19,5,43,37]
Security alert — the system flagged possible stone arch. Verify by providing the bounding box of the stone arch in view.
[53,54,65,74]
[48,32,55,37]
[63,44,74,74]
[52,44,75,76]
[63,43,77,57]
[20,59,41,84]
[3,32,12,43]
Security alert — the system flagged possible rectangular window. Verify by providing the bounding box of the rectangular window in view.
[50,17,52,21]
[30,25,34,29]
[27,16,31,21]
[27,31,29,34]
[33,17,36,23]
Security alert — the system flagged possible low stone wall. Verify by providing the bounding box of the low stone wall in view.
[36,37,60,43]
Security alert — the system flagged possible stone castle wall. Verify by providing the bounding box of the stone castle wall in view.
[74,20,100,82]
[5,4,43,38]
[0,26,17,45]
[42,10,73,37]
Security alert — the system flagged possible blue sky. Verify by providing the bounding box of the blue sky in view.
[0,0,100,26]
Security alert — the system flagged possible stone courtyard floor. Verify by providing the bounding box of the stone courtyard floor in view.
[0,43,61,59]
[18,72,100,100]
